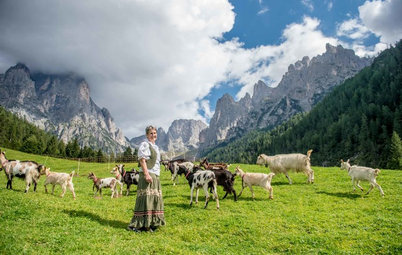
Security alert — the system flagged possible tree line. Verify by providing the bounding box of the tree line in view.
[0,106,137,163]
[204,40,402,169]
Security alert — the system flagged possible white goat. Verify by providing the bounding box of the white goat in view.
[41,167,76,199]
[171,161,195,185]
[234,166,275,200]
[110,166,124,196]
[0,150,44,192]
[256,149,314,184]
[340,159,384,196]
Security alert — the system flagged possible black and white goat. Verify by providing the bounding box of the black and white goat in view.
[185,168,219,209]
[0,149,44,193]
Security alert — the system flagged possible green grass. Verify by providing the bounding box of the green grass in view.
[0,148,401,254]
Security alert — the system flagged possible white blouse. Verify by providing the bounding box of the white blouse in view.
[138,140,161,176]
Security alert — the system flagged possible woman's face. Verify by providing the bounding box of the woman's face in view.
[146,128,157,143]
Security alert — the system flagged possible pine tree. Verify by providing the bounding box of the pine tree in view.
[388,131,402,169]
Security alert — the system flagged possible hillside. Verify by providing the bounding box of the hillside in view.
[0,148,400,254]
[204,40,402,168]
[0,106,106,160]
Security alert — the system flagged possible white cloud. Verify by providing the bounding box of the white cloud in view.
[337,18,371,40]
[327,1,333,11]
[301,0,314,12]
[258,7,269,15]
[359,0,402,44]
[200,100,214,119]
[0,0,234,137]
[0,0,395,139]
[228,17,339,99]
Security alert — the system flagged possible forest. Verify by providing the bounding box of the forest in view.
[204,40,402,169]
[0,106,136,162]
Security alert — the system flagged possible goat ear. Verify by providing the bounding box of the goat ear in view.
[340,159,343,163]
[347,159,350,163]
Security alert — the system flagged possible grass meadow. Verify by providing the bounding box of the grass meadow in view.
[0,148,401,254]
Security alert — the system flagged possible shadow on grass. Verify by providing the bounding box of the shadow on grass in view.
[163,202,191,209]
[62,209,127,229]
[271,181,307,186]
[316,191,360,199]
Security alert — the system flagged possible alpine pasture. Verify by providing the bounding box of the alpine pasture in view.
[0,149,401,254]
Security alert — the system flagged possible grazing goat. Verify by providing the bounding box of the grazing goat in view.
[211,169,237,201]
[234,166,275,200]
[256,150,314,184]
[171,161,195,185]
[160,160,170,171]
[185,169,220,209]
[41,167,76,199]
[0,149,44,192]
[340,159,384,196]
[88,172,119,198]
[110,164,138,196]
[201,158,229,170]
[166,159,187,174]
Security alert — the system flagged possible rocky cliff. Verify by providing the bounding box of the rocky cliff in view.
[130,119,207,159]
[199,44,373,149]
[0,63,129,153]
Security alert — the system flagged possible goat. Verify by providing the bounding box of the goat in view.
[171,161,195,185]
[166,159,187,174]
[41,167,76,199]
[185,169,219,209]
[211,169,237,201]
[160,160,170,171]
[256,150,314,184]
[111,164,138,196]
[234,166,275,200]
[0,149,44,193]
[88,172,119,198]
[340,159,384,196]
[201,158,229,170]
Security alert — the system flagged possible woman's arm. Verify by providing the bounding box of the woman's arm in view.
[140,158,153,183]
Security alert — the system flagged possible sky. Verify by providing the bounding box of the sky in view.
[0,0,401,138]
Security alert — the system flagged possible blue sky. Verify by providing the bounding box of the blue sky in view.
[202,0,385,113]
[0,0,401,137]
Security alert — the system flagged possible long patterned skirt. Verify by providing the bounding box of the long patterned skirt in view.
[128,173,165,229]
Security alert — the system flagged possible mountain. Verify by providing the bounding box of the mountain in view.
[0,63,129,153]
[129,119,207,159]
[199,44,373,150]
[203,40,402,168]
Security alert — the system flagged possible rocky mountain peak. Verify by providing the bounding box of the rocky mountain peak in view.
[199,44,373,151]
[0,64,129,153]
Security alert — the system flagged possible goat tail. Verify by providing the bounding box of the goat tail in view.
[306,149,313,159]
[69,170,75,179]
[267,173,275,183]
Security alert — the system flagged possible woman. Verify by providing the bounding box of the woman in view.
[127,125,165,232]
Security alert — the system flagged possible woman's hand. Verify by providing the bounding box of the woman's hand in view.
[145,173,153,183]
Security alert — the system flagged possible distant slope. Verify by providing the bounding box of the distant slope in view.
[204,40,402,168]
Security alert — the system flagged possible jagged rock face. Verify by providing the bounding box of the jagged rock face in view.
[199,93,252,147]
[0,63,129,153]
[130,120,207,158]
[200,44,373,148]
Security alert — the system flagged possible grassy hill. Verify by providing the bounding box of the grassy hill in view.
[0,148,401,254]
